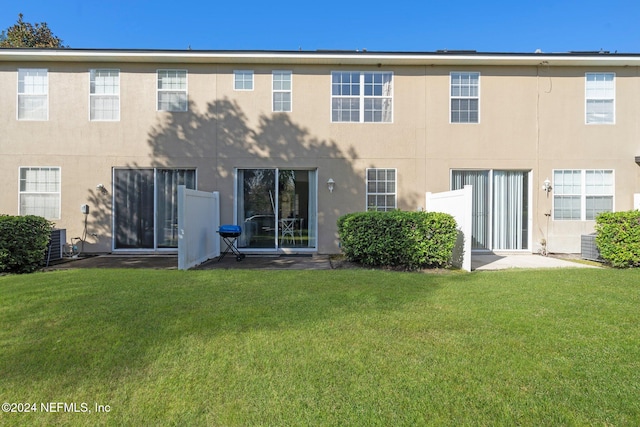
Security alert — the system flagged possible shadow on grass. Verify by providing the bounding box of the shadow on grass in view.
[1,269,453,388]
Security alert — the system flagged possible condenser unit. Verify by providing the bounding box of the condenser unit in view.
[581,233,602,262]
[46,228,66,264]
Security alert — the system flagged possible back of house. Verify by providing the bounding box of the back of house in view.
[1,48,638,255]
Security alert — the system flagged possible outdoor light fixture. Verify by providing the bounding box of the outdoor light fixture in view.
[327,178,335,193]
[96,183,108,195]
[542,178,552,194]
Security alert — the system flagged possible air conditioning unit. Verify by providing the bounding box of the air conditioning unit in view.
[581,233,602,262]
[46,228,66,264]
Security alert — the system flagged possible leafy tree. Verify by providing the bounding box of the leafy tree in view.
[0,14,65,48]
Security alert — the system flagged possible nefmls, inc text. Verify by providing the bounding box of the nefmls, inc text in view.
[39,402,111,413]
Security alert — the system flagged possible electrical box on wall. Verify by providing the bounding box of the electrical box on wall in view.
[81,204,90,214]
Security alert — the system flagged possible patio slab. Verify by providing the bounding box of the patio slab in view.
[196,254,332,270]
[472,254,599,270]
[45,253,599,271]
[46,254,332,270]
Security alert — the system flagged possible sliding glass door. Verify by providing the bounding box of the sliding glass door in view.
[114,168,195,250]
[452,170,490,250]
[492,171,529,250]
[237,168,317,250]
[452,169,529,251]
[237,169,277,248]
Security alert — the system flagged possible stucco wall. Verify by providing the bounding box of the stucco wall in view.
[1,55,639,254]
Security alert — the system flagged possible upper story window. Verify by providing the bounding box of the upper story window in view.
[366,168,397,211]
[18,68,48,120]
[331,71,393,123]
[450,72,479,123]
[157,70,187,112]
[586,73,615,124]
[553,169,614,220]
[90,69,120,121]
[19,166,61,219]
[272,70,292,112]
[234,70,254,90]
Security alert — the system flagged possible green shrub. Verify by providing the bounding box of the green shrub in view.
[0,215,53,274]
[337,211,458,270]
[595,211,640,268]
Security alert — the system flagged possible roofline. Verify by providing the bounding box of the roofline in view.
[2,48,640,67]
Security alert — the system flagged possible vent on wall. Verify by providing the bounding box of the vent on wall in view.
[46,228,66,265]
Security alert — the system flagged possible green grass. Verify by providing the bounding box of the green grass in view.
[1,268,639,426]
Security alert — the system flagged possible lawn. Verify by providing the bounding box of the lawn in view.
[1,268,639,426]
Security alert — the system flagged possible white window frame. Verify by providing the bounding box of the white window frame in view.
[331,71,393,123]
[234,70,254,91]
[272,70,292,112]
[366,168,397,211]
[450,72,480,124]
[157,69,188,112]
[585,72,615,124]
[17,68,48,121]
[18,166,61,220]
[90,69,120,121]
[553,169,614,221]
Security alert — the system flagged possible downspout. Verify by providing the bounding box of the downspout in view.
[536,61,552,255]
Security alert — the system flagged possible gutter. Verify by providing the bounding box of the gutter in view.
[2,48,640,67]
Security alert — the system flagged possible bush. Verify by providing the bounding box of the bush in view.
[595,211,640,268]
[337,211,458,270]
[0,215,53,274]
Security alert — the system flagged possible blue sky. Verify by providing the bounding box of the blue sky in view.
[2,0,639,53]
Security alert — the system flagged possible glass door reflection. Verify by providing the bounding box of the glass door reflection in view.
[237,168,316,250]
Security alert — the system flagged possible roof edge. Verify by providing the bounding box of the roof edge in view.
[2,48,640,67]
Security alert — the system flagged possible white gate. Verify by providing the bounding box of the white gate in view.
[178,186,220,270]
[425,185,473,272]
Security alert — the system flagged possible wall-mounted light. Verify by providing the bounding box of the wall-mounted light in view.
[327,178,335,193]
[542,178,552,194]
[96,183,108,195]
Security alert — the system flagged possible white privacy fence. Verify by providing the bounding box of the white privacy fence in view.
[178,186,220,270]
[425,185,473,272]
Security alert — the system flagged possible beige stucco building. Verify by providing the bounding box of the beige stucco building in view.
[1,48,639,255]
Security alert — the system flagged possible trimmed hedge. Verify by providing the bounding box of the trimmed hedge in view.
[337,211,458,270]
[595,210,640,268]
[0,215,53,274]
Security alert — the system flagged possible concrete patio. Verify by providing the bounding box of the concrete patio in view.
[46,253,599,271]
[471,254,599,270]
